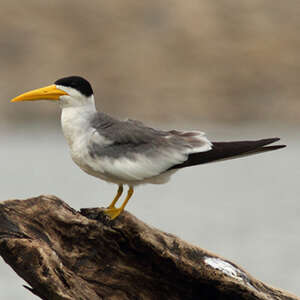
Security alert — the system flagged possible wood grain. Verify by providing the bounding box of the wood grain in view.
[0,195,298,300]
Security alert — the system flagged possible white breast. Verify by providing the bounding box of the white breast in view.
[61,106,96,170]
[61,105,118,183]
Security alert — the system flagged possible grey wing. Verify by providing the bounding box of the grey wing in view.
[87,113,211,181]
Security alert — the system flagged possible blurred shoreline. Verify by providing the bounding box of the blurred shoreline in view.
[1,1,300,124]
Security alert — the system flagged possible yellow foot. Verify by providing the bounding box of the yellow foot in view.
[104,207,123,220]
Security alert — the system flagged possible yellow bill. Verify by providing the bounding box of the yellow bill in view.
[11,85,68,102]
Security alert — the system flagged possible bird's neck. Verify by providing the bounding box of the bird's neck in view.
[61,104,96,148]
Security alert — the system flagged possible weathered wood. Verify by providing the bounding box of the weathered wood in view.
[0,195,298,300]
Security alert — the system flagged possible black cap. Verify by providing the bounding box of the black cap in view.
[55,76,93,97]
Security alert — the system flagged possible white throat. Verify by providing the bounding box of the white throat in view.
[60,100,96,148]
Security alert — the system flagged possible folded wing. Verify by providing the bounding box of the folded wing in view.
[87,114,211,181]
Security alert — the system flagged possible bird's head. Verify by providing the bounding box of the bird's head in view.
[11,76,95,108]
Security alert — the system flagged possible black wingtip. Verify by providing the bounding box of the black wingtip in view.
[261,144,286,151]
[266,137,280,142]
[168,137,286,170]
[258,137,286,150]
[256,137,280,145]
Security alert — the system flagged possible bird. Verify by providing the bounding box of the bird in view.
[11,76,286,220]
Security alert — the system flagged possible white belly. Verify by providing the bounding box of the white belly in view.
[71,149,177,186]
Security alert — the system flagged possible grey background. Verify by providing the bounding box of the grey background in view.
[0,1,299,299]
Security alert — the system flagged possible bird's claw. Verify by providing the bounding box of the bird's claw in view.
[104,207,123,220]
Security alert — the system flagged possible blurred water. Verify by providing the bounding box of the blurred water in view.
[0,122,299,299]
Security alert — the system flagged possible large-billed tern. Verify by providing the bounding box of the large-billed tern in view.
[11,76,286,219]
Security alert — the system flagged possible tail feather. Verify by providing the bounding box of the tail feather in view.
[169,138,286,170]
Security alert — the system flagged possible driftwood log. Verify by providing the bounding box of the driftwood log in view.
[0,195,298,300]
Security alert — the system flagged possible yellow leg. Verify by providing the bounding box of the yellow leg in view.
[104,186,134,220]
[108,185,123,209]
[119,186,133,212]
